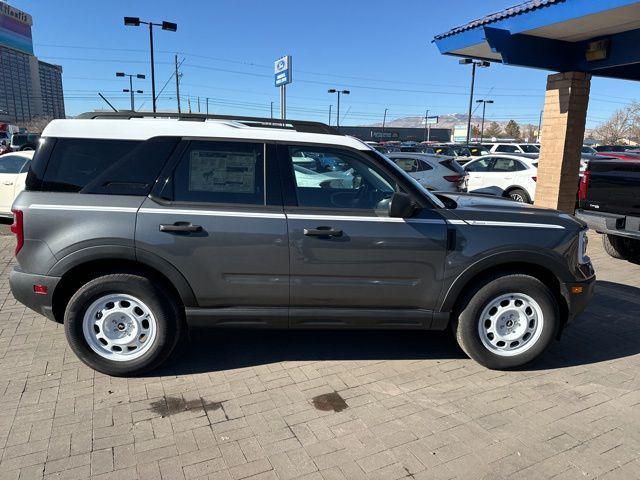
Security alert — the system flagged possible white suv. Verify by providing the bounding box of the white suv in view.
[464,154,538,203]
[385,153,466,192]
[487,143,540,154]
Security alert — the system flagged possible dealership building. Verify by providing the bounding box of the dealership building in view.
[0,2,64,124]
[338,126,451,143]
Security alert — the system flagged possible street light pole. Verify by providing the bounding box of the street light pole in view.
[125,17,177,113]
[328,89,350,130]
[460,58,490,145]
[116,72,145,112]
[476,99,493,143]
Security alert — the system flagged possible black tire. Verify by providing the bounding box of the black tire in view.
[64,273,184,376]
[602,234,640,261]
[452,274,559,370]
[506,188,530,203]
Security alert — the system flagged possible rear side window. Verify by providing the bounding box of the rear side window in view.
[0,154,28,174]
[28,137,179,195]
[159,140,265,205]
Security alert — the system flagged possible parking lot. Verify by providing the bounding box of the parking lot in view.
[0,228,638,480]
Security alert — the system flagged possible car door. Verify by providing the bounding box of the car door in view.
[135,139,289,322]
[0,154,27,214]
[464,157,494,193]
[490,157,521,192]
[279,144,447,328]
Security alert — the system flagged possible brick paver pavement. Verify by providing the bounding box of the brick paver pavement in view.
[0,230,639,480]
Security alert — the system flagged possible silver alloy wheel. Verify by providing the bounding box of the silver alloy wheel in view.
[509,192,526,202]
[478,293,544,357]
[82,294,157,362]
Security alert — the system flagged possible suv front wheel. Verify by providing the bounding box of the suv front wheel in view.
[64,274,183,376]
[453,274,558,369]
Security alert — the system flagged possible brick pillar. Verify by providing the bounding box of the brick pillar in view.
[535,72,591,213]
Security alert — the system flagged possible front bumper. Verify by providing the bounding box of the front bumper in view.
[560,275,596,325]
[9,268,60,321]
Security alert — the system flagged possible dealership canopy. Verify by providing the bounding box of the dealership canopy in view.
[433,0,640,81]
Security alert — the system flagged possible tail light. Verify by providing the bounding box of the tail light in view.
[578,170,590,201]
[10,209,23,255]
[443,175,464,183]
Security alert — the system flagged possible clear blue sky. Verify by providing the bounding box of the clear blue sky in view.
[12,0,638,128]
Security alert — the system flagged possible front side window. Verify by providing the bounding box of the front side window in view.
[519,144,539,153]
[492,158,521,172]
[288,146,395,210]
[465,158,493,172]
[161,141,264,205]
[0,154,28,174]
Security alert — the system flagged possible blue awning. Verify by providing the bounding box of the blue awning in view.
[433,0,640,80]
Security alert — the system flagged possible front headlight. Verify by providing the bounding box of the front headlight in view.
[578,230,590,265]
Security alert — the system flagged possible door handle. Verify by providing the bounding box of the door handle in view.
[159,222,203,233]
[304,226,343,237]
[3,181,13,185]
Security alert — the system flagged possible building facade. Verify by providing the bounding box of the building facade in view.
[338,126,452,143]
[0,3,64,124]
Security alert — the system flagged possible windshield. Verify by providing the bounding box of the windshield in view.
[364,149,445,208]
[520,144,539,153]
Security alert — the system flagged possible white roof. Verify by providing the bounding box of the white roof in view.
[42,118,370,151]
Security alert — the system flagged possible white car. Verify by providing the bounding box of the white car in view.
[386,153,466,192]
[0,151,33,217]
[464,154,537,203]
[486,143,540,154]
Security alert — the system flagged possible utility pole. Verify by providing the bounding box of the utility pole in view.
[206,98,209,115]
[537,110,543,142]
[382,108,388,140]
[175,54,181,113]
[328,105,332,126]
[187,97,192,113]
[270,101,274,119]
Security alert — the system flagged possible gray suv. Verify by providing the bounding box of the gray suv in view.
[9,113,595,376]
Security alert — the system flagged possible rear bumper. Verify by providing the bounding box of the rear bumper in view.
[9,268,60,321]
[575,209,640,240]
[560,275,596,325]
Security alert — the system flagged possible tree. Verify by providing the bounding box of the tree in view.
[484,121,502,139]
[504,120,521,140]
[522,124,537,142]
[471,124,480,139]
[593,106,634,144]
[22,117,54,133]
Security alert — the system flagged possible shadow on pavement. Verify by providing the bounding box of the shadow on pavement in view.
[154,280,640,376]
[529,280,640,370]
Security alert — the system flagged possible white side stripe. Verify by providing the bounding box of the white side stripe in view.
[286,214,443,224]
[447,219,565,229]
[29,204,138,213]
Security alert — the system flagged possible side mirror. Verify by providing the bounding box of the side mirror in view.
[389,192,416,218]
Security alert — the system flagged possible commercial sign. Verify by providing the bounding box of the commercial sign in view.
[453,124,468,143]
[274,55,292,87]
[0,3,33,54]
[422,116,439,125]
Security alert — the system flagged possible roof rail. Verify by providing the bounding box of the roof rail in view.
[76,111,339,135]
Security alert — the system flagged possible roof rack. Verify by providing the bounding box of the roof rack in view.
[76,111,339,135]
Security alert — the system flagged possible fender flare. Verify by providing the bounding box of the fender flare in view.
[439,249,571,312]
[48,245,197,307]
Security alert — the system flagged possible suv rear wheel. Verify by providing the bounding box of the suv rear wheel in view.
[602,234,640,261]
[506,188,530,203]
[64,274,183,376]
[453,274,558,369]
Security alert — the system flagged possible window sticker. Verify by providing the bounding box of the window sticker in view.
[189,150,256,193]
